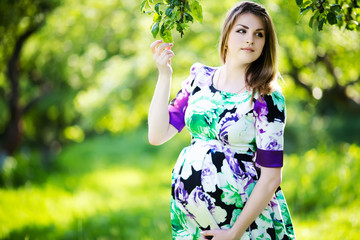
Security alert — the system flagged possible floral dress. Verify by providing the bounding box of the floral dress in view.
[168,63,295,240]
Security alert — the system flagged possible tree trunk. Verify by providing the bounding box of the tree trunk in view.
[1,24,41,156]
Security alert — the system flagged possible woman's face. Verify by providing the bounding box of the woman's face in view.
[226,13,266,65]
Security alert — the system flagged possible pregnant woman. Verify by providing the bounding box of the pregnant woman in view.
[148,1,296,239]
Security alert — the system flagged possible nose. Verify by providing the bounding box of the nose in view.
[246,34,254,45]
[246,38,254,45]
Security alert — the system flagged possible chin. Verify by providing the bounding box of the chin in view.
[236,56,259,65]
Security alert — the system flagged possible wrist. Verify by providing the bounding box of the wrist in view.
[229,226,245,240]
[158,71,172,80]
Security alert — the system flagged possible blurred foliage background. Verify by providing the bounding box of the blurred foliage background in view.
[0,0,359,239]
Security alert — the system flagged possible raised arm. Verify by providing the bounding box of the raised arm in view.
[148,40,178,145]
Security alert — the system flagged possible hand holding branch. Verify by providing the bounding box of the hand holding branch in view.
[150,40,174,76]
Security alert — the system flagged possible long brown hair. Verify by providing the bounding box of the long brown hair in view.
[219,1,279,100]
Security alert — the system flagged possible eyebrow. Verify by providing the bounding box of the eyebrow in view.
[236,24,264,31]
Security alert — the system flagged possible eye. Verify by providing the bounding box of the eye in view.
[236,29,246,34]
[256,32,264,37]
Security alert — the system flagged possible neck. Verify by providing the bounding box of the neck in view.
[214,61,250,94]
[222,61,248,85]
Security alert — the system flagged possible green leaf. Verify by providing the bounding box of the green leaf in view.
[301,1,313,9]
[140,0,147,12]
[153,12,161,22]
[180,22,188,29]
[185,0,191,12]
[154,3,161,15]
[160,20,168,35]
[297,6,311,23]
[327,12,337,25]
[330,4,341,12]
[176,22,182,32]
[164,31,173,43]
[346,20,358,30]
[296,0,303,7]
[318,18,325,31]
[175,9,182,21]
[309,15,315,28]
[184,13,193,22]
[165,7,173,17]
[160,25,173,43]
[170,9,178,20]
[190,0,203,23]
[151,21,160,38]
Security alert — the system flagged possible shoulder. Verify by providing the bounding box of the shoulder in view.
[255,89,285,107]
[189,62,204,73]
[185,62,216,88]
[263,90,285,110]
[189,62,216,75]
[254,90,285,121]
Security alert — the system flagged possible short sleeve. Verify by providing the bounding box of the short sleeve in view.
[168,63,202,132]
[254,90,286,168]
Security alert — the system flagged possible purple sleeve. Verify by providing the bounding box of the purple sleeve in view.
[256,149,283,168]
[168,63,200,132]
[168,90,190,132]
[254,91,286,168]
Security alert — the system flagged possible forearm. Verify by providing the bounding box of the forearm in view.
[148,73,172,144]
[230,169,281,239]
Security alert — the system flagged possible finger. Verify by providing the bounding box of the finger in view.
[163,51,175,61]
[200,230,214,236]
[162,49,174,56]
[159,51,174,65]
[150,40,163,54]
[157,49,174,62]
[156,43,173,56]
[156,43,172,56]
[202,235,213,240]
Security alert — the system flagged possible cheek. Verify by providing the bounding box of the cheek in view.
[259,39,265,49]
[257,40,265,56]
[228,33,243,46]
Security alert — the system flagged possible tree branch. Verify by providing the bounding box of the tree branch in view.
[284,47,313,95]
[1,21,44,155]
[345,77,360,87]
[315,53,341,88]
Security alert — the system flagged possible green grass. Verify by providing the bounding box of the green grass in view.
[0,127,359,239]
[294,201,360,239]
[0,128,184,239]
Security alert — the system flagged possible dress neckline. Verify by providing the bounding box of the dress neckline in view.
[209,67,250,96]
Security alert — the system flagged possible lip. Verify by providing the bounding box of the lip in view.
[241,47,254,52]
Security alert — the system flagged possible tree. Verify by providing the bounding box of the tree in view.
[271,0,360,151]
[1,0,358,186]
[0,0,61,166]
[0,0,164,186]
[296,0,360,31]
[141,0,360,42]
[141,0,203,42]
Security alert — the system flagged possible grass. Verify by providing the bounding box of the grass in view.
[294,201,360,239]
[0,128,182,239]
[0,127,359,239]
